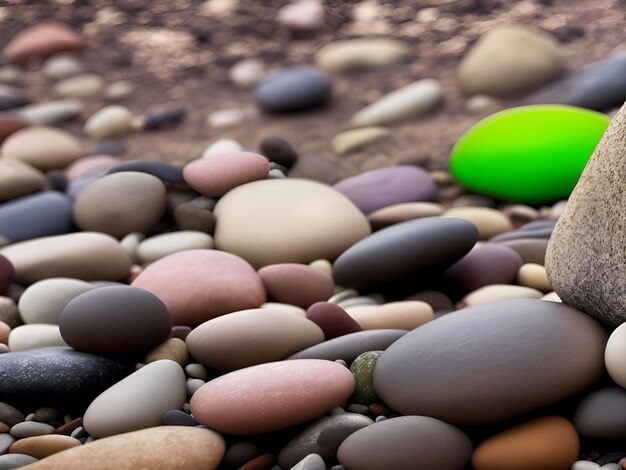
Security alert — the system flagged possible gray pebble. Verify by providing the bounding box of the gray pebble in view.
[330,466,346,470]
[290,453,325,470]
[186,378,205,396]
[329,407,345,416]
[70,426,87,439]
[0,402,24,427]
[335,359,348,367]
[185,363,207,380]
[601,465,621,470]
[0,434,15,455]
[375,416,387,423]
[84,436,96,444]
[34,407,58,423]
[572,462,601,470]
[10,421,55,438]
[24,414,35,422]
[183,403,191,414]
[0,454,38,470]
[346,404,369,415]
[0,345,8,354]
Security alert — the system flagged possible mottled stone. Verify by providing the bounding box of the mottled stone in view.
[546,102,626,327]
[338,416,472,470]
[373,300,607,425]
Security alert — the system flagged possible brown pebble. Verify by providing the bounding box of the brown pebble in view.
[9,434,81,459]
[239,453,276,470]
[55,417,82,436]
[0,320,10,344]
[368,404,390,417]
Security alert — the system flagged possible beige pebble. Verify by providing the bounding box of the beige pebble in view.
[137,231,214,264]
[261,302,306,317]
[460,284,544,308]
[53,73,105,98]
[8,324,68,351]
[368,202,444,230]
[518,263,552,293]
[332,127,390,155]
[345,301,434,330]
[443,207,512,240]
[309,259,332,276]
[541,292,561,302]
[145,338,189,367]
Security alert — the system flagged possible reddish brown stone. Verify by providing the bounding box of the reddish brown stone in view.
[258,263,335,308]
[0,114,28,143]
[239,453,276,470]
[4,22,83,64]
[0,254,14,294]
[306,301,362,339]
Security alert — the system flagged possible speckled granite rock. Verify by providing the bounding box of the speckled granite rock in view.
[546,102,626,327]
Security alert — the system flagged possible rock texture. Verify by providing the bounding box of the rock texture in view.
[546,102,626,327]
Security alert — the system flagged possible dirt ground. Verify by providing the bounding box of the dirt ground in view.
[1,0,625,181]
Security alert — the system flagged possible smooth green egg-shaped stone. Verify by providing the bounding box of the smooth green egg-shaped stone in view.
[449,105,610,204]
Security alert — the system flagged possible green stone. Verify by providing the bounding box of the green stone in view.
[448,105,610,205]
[350,350,382,405]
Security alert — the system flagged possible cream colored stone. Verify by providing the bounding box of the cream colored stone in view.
[18,278,94,324]
[518,263,552,293]
[137,231,214,264]
[53,73,104,98]
[8,324,67,351]
[317,39,410,72]
[84,105,133,140]
[443,207,513,240]
[461,284,544,308]
[0,160,46,203]
[345,301,433,330]
[332,127,390,155]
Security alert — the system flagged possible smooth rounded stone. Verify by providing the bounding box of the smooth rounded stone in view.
[137,231,213,264]
[489,226,554,243]
[345,301,434,330]
[0,402,24,426]
[442,244,523,295]
[442,207,512,240]
[496,238,549,265]
[73,172,167,238]
[367,202,444,230]
[458,25,565,97]
[173,201,216,233]
[83,105,132,140]
[65,170,107,199]
[143,109,186,132]
[0,160,45,204]
[374,299,608,425]
[0,454,37,469]
[208,110,245,129]
[190,359,354,434]
[185,363,207,380]
[229,58,267,88]
[465,94,500,113]
[146,338,188,367]
[0,192,74,243]
[3,22,82,64]
[214,179,370,268]
[337,416,472,470]
[333,166,438,215]
[162,409,197,427]
[10,422,54,438]
[183,152,270,197]
[574,387,626,439]
[449,106,610,205]
[0,232,131,284]
[546,103,626,327]
[542,291,561,302]
[0,434,14,455]
[517,263,552,292]
[104,80,134,101]
[259,136,298,169]
[23,426,225,470]
[0,321,9,344]
[60,286,171,355]
[42,54,83,81]
[120,232,142,263]
[16,100,83,126]
[0,298,19,328]
[502,204,540,225]
[33,406,57,422]
[258,264,334,309]
[64,155,118,180]
[316,39,410,72]
[605,323,626,387]
[202,138,243,158]
[572,463,602,470]
[459,284,543,308]
[169,326,192,342]
[106,160,183,183]
[86,140,126,157]
[0,66,23,86]
[132,249,265,326]
[262,302,306,317]
[333,218,478,290]
[332,127,389,155]
[0,87,28,112]
[306,302,362,339]
[83,360,186,438]
[350,351,382,405]
[9,435,80,459]
[186,378,205,396]
[289,329,407,362]
[350,79,442,128]
[525,54,626,111]
[1,126,83,171]
[224,441,258,467]
[278,414,372,469]
[289,453,325,470]
[254,67,332,113]
[8,325,67,351]
[277,0,324,31]
[52,73,104,99]
[471,416,579,470]
[187,308,323,371]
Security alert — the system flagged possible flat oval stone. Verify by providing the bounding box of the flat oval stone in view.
[0,347,130,411]
[183,152,269,197]
[214,179,371,268]
[337,416,473,470]
[333,166,438,215]
[442,207,512,240]
[573,387,626,439]
[43,54,84,81]
[21,426,225,470]
[278,414,373,469]
[73,172,167,238]
[255,67,331,113]
[332,218,478,290]
[315,39,410,72]
[1,126,83,171]
[132,249,266,326]
[8,324,67,351]
[306,302,362,339]
[517,263,552,292]
[442,244,523,295]
[19,278,94,324]
[258,263,335,309]
[345,301,433,330]
[60,286,172,355]
[471,416,579,470]
[9,434,81,459]
[10,422,55,438]
[146,338,188,366]
[106,160,183,183]
[496,238,549,265]
[288,329,407,362]
[0,232,131,284]
[3,22,82,64]
[0,191,74,243]
[16,100,83,126]
[83,105,132,140]
[459,284,543,308]
[0,402,24,426]
[373,299,608,425]
[449,105,610,204]
[606,323,626,387]
[190,359,354,435]
[332,127,390,155]
[137,231,214,264]
[350,79,442,127]
[0,454,38,468]
[53,73,104,99]
[368,202,444,230]
[83,360,186,438]
[0,158,46,202]
[259,136,298,169]
[186,308,324,371]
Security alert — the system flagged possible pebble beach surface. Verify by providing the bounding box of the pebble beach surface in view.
[1,5,626,470]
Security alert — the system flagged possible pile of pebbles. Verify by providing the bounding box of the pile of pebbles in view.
[0,12,626,470]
